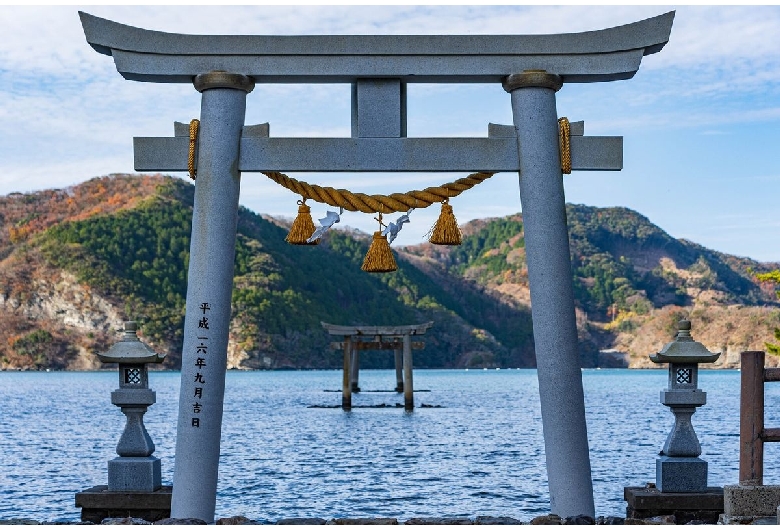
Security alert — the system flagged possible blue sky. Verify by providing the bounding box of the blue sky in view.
[1,5,779,262]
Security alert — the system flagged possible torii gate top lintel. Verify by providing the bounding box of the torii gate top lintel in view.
[81,10,675,175]
[79,10,674,84]
[321,321,434,338]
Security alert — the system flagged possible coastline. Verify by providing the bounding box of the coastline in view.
[0,514,687,525]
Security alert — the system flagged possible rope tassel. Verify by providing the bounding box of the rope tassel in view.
[428,200,462,245]
[361,232,398,273]
[286,200,318,245]
[361,214,397,273]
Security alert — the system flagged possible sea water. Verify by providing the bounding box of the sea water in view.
[2,369,780,522]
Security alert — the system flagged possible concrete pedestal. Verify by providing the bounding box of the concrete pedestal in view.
[108,456,161,492]
[656,456,707,493]
[720,484,780,524]
[76,485,172,524]
[625,485,723,525]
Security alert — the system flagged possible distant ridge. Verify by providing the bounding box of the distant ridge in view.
[401,203,780,368]
[0,174,534,371]
[0,174,777,371]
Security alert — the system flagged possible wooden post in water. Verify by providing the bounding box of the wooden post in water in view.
[394,348,403,392]
[351,347,361,392]
[403,334,414,411]
[342,336,352,410]
[740,350,765,485]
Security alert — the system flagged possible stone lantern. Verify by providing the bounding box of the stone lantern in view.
[98,321,166,492]
[650,319,720,493]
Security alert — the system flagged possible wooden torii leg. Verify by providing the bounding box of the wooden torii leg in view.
[394,348,403,392]
[351,346,361,392]
[342,336,352,410]
[403,334,414,411]
[740,350,765,485]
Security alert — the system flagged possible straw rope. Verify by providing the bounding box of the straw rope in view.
[558,117,571,175]
[262,171,495,214]
[185,116,572,197]
[188,119,199,180]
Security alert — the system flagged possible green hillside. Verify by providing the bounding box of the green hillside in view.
[1,174,777,371]
[409,204,773,318]
[0,175,533,370]
[401,203,779,368]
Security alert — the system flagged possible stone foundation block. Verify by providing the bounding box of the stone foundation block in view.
[108,456,161,492]
[624,485,723,525]
[330,518,398,524]
[276,518,327,525]
[75,485,172,524]
[656,456,707,493]
[474,516,524,525]
[405,518,472,525]
[723,484,780,518]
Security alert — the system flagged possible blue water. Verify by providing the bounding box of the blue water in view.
[2,369,780,522]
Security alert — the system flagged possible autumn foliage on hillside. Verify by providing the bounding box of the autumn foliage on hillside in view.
[1,174,166,247]
[1,174,533,371]
[0,175,178,370]
[1,173,778,371]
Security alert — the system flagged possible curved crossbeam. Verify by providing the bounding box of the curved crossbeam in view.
[79,11,674,84]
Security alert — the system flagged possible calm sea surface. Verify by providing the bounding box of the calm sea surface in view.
[2,369,780,522]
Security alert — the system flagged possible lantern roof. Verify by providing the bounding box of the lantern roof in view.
[97,321,166,364]
[650,320,720,364]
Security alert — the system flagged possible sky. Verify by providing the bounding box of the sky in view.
[1,5,779,262]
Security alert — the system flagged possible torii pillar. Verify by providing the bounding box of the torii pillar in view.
[505,71,593,516]
[168,72,254,521]
[80,10,674,521]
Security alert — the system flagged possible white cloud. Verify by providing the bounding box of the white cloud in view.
[1,5,779,260]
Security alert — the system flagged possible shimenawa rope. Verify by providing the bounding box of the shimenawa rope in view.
[188,119,199,180]
[261,171,494,214]
[185,115,572,268]
[558,117,571,175]
[185,117,572,192]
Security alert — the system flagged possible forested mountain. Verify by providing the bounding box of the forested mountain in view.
[402,205,780,368]
[1,174,778,371]
[0,175,533,371]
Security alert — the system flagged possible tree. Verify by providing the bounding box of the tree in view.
[756,270,780,287]
[755,269,780,355]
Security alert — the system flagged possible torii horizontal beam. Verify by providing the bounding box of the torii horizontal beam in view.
[135,121,622,172]
[329,341,425,350]
[80,11,673,83]
[321,321,433,336]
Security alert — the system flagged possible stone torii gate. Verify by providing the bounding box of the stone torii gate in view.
[322,321,433,411]
[80,11,674,522]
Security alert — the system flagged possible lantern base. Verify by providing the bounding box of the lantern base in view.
[76,484,172,524]
[624,485,723,524]
[656,456,707,493]
[108,456,162,492]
